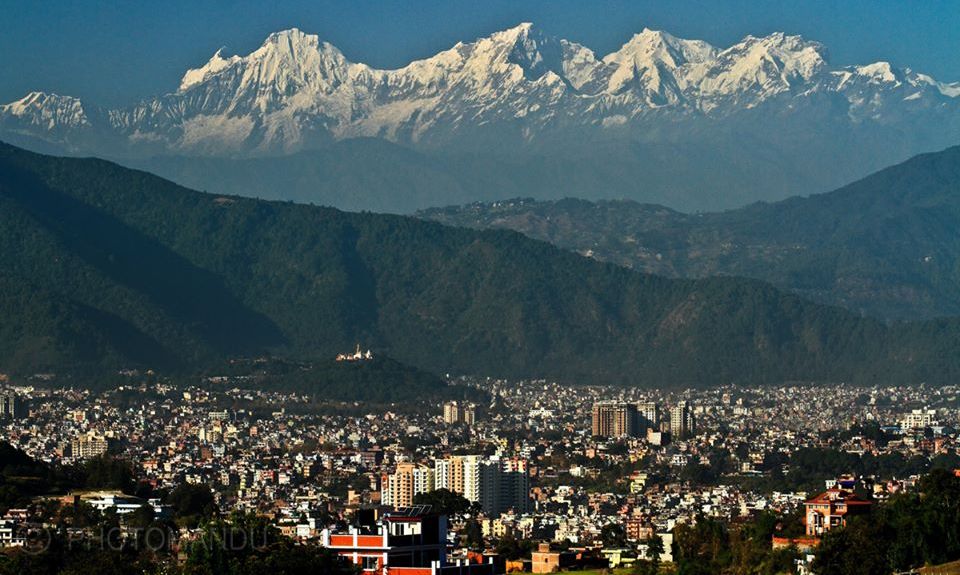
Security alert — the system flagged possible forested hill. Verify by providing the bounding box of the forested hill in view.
[419,145,960,320]
[2,142,960,387]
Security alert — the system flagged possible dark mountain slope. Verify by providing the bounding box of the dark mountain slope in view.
[2,143,960,386]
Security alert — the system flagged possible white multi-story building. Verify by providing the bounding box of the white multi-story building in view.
[901,409,937,430]
[433,455,529,516]
[0,520,24,548]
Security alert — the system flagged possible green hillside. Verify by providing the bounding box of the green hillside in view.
[421,146,960,320]
[2,142,960,386]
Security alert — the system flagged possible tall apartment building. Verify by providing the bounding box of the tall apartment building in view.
[442,401,476,425]
[434,455,472,495]
[670,401,696,439]
[637,402,659,432]
[592,401,640,438]
[434,455,529,516]
[434,459,452,492]
[382,463,435,508]
[475,459,501,514]
[0,391,25,419]
[499,457,532,514]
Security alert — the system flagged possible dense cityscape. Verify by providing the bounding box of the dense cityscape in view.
[1,373,959,574]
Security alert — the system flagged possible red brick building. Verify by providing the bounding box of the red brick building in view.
[804,488,872,537]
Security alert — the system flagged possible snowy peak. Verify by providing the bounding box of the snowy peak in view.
[180,48,242,91]
[234,28,356,91]
[726,32,828,82]
[254,28,348,67]
[693,32,829,106]
[496,23,566,80]
[177,27,359,101]
[0,91,90,129]
[455,22,573,85]
[852,61,900,85]
[605,28,716,69]
[490,21,538,45]
[384,22,580,110]
[598,28,716,101]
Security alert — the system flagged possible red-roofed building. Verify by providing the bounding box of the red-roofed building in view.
[804,488,872,537]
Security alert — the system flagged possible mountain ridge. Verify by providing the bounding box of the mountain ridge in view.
[419,144,960,320]
[2,24,960,213]
[3,142,960,386]
[4,24,958,157]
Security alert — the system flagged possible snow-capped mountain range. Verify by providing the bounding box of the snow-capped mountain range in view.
[3,24,958,157]
[2,24,960,214]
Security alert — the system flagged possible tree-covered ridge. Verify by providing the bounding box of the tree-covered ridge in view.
[3,142,960,387]
[198,357,483,403]
[420,146,960,320]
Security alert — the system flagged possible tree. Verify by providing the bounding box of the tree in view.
[601,523,627,548]
[82,455,134,494]
[812,516,892,575]
[165,483,216,526]
[672,518,731,575]
[647,534,664,560]
[125,504,154,529]
[496,532,534,560]
[413,489,480,517]
[637,534,664,575]
[463,519,484,551]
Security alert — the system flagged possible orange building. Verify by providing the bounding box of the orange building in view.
[804,488,872,537]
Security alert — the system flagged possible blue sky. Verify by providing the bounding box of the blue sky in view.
[3,0,959,106]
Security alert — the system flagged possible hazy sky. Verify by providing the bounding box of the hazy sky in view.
[3,0,959,107]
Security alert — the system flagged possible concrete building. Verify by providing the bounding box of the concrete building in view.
[384,463,435,508]
[0,391,25,419]
[435,455,473,495]
[901,409,937,430]
[591,402,639,438]
[804,488,872,537]
[322,509,494,575]
[0,520,24,548]
[442,401,476,425]
[70,432,111,459]
[531,543,576,574]
[499,458,531,514]
[670,401,695,439]
[86,493,171,518]
[637,402,659,432]
[434,455,529,516]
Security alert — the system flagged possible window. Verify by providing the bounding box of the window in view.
[362,556,379,571]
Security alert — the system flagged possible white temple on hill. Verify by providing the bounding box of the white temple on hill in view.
[336,344,373,362]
